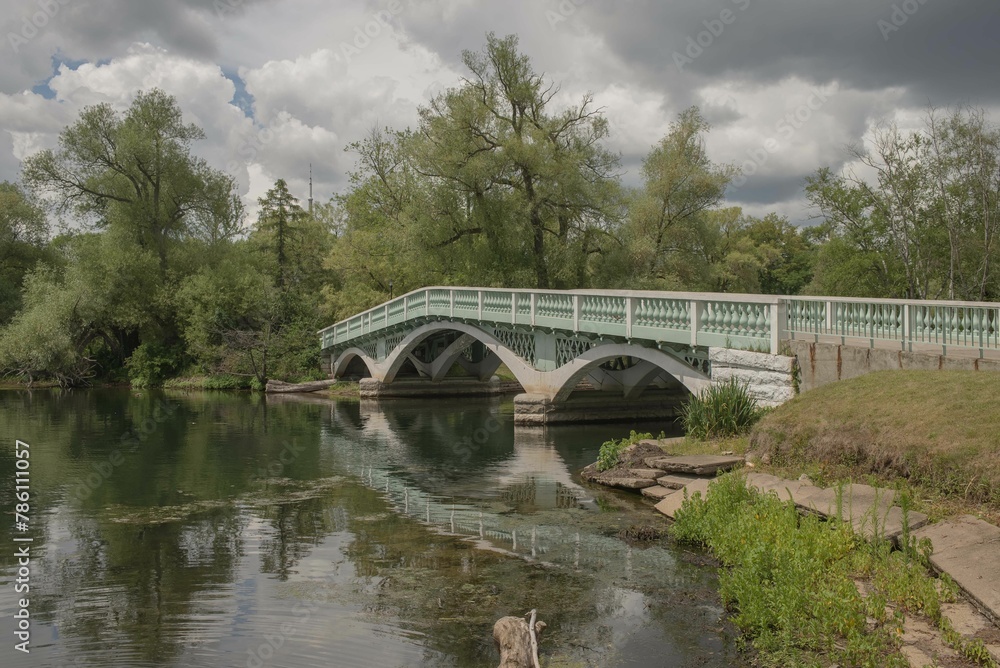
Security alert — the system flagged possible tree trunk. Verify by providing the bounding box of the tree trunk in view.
[493,612,545,668]
[265,378,340,394]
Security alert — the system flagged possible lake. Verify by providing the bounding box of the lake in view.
[0,389,744,667]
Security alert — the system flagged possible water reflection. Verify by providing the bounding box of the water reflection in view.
[0,389,742,667]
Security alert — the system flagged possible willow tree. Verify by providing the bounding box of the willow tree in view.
[412,33,622,289]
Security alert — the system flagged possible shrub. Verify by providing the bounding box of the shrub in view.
[681,377,766,440]
[125,343,183,388]
[596,430,653,471]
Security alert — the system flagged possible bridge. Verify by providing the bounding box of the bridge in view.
[319,287,1000,423]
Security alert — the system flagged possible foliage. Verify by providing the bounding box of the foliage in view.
[806,107,1000,300]
[672,474,975,667]
[596,430,653,471]
[681,378,767,440]
[125,342,183,388]
[0,182,51,325]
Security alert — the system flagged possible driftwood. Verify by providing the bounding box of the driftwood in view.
[264,379,339,394]
[493,610,545,668]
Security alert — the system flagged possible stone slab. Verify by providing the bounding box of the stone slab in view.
[654,479,712,519]
[640,485,674,500]
[601,476,656,490]
[656,473,705,490]
[628,468,666,480]
[643,455,744,475]
[794,483,896,522]
[745,473,819,503]
[638,437,685,448]
[913,516,1000,623]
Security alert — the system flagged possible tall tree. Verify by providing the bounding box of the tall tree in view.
[623,107,737,289]
[23,88,243,269]
[0,182,50,324]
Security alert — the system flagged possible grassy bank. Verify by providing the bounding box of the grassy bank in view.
[748,370,1000,523]
[672,473,996,667]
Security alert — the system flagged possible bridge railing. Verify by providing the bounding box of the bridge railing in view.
[320,287,785,354]
[322,288,1000,358]
[786,296,1000,356]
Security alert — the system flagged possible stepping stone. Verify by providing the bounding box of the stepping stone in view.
[654,479,712,519]
[639,437,685,448]
[657,473,704,490]
[628,468,666,480]
[643,455,744,476]
[795,484,896,522]
[745,472,819,502]
[600,476,656,490]
[913,516,1000,623]
[641,485,673,500]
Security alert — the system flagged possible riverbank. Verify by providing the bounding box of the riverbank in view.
[582,370,1000,667]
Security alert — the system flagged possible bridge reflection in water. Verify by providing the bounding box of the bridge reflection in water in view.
[321,397,695,586]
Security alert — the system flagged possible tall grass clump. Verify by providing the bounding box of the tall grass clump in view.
[681,377,766,440]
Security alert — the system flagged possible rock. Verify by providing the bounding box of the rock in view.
[628,468,665,480]
[760,452,772,464]
[656,473,704,489]
[640,485,674,500]
[798,473,813,484]
[643,455,745,475]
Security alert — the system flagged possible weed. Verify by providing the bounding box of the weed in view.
[596,430,653,471]
[681,377,767,440]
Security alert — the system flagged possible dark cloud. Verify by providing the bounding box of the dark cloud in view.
[583,0,1000,107]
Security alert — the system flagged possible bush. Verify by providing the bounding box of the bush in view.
[125,343,183,388]
[596,430,653,471]
[681,378,766,440]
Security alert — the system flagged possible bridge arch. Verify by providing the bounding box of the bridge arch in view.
[379,322,541,390]
[332,348,377,379]
[549,343,712,403]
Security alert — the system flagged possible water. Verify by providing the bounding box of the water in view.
[0,389,744,667]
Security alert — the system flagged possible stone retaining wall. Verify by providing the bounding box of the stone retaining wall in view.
[708,348,797,407]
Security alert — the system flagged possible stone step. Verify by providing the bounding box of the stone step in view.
[653,479,712,519]
[643,454,745,475]
[745,472,819,502]
[656,472,706,490]
[628,468,666,480]
[640,485,674,500]
[913,516,1000,624]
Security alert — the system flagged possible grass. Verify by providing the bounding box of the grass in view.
[748,370,1000,523]
[672,473,997,668]
[680,377,769,440]
[596,430,654,471]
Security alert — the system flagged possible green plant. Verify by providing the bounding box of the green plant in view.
[596,430,652,471]
[680,377,767,440]
[125,343,183,388]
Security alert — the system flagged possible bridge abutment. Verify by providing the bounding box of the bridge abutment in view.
[513,390,687,425]
[708,347,798,407]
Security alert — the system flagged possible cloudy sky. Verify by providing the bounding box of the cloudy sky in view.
[1,0,998,226]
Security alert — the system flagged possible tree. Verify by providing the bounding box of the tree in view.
[806,108,1000,300]
[23,88,243,270]
[0,182,50,324]
[622,108,737,289]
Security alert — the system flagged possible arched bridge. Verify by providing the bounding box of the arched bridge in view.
[319,287,1000,423]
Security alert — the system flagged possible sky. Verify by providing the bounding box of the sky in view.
[1,0,998,227]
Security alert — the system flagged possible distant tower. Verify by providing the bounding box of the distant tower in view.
[308,163,314,215]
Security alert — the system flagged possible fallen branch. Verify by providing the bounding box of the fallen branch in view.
[264,378,340,394]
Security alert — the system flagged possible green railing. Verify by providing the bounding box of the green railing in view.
[320,288,1000,358]
[786,297,1000,356]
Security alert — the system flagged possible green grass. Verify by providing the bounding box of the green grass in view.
[681,377,768,440]
[749,370,1000,521]
[672,473,995,667]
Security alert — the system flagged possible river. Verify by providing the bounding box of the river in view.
[0,389,744,667]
